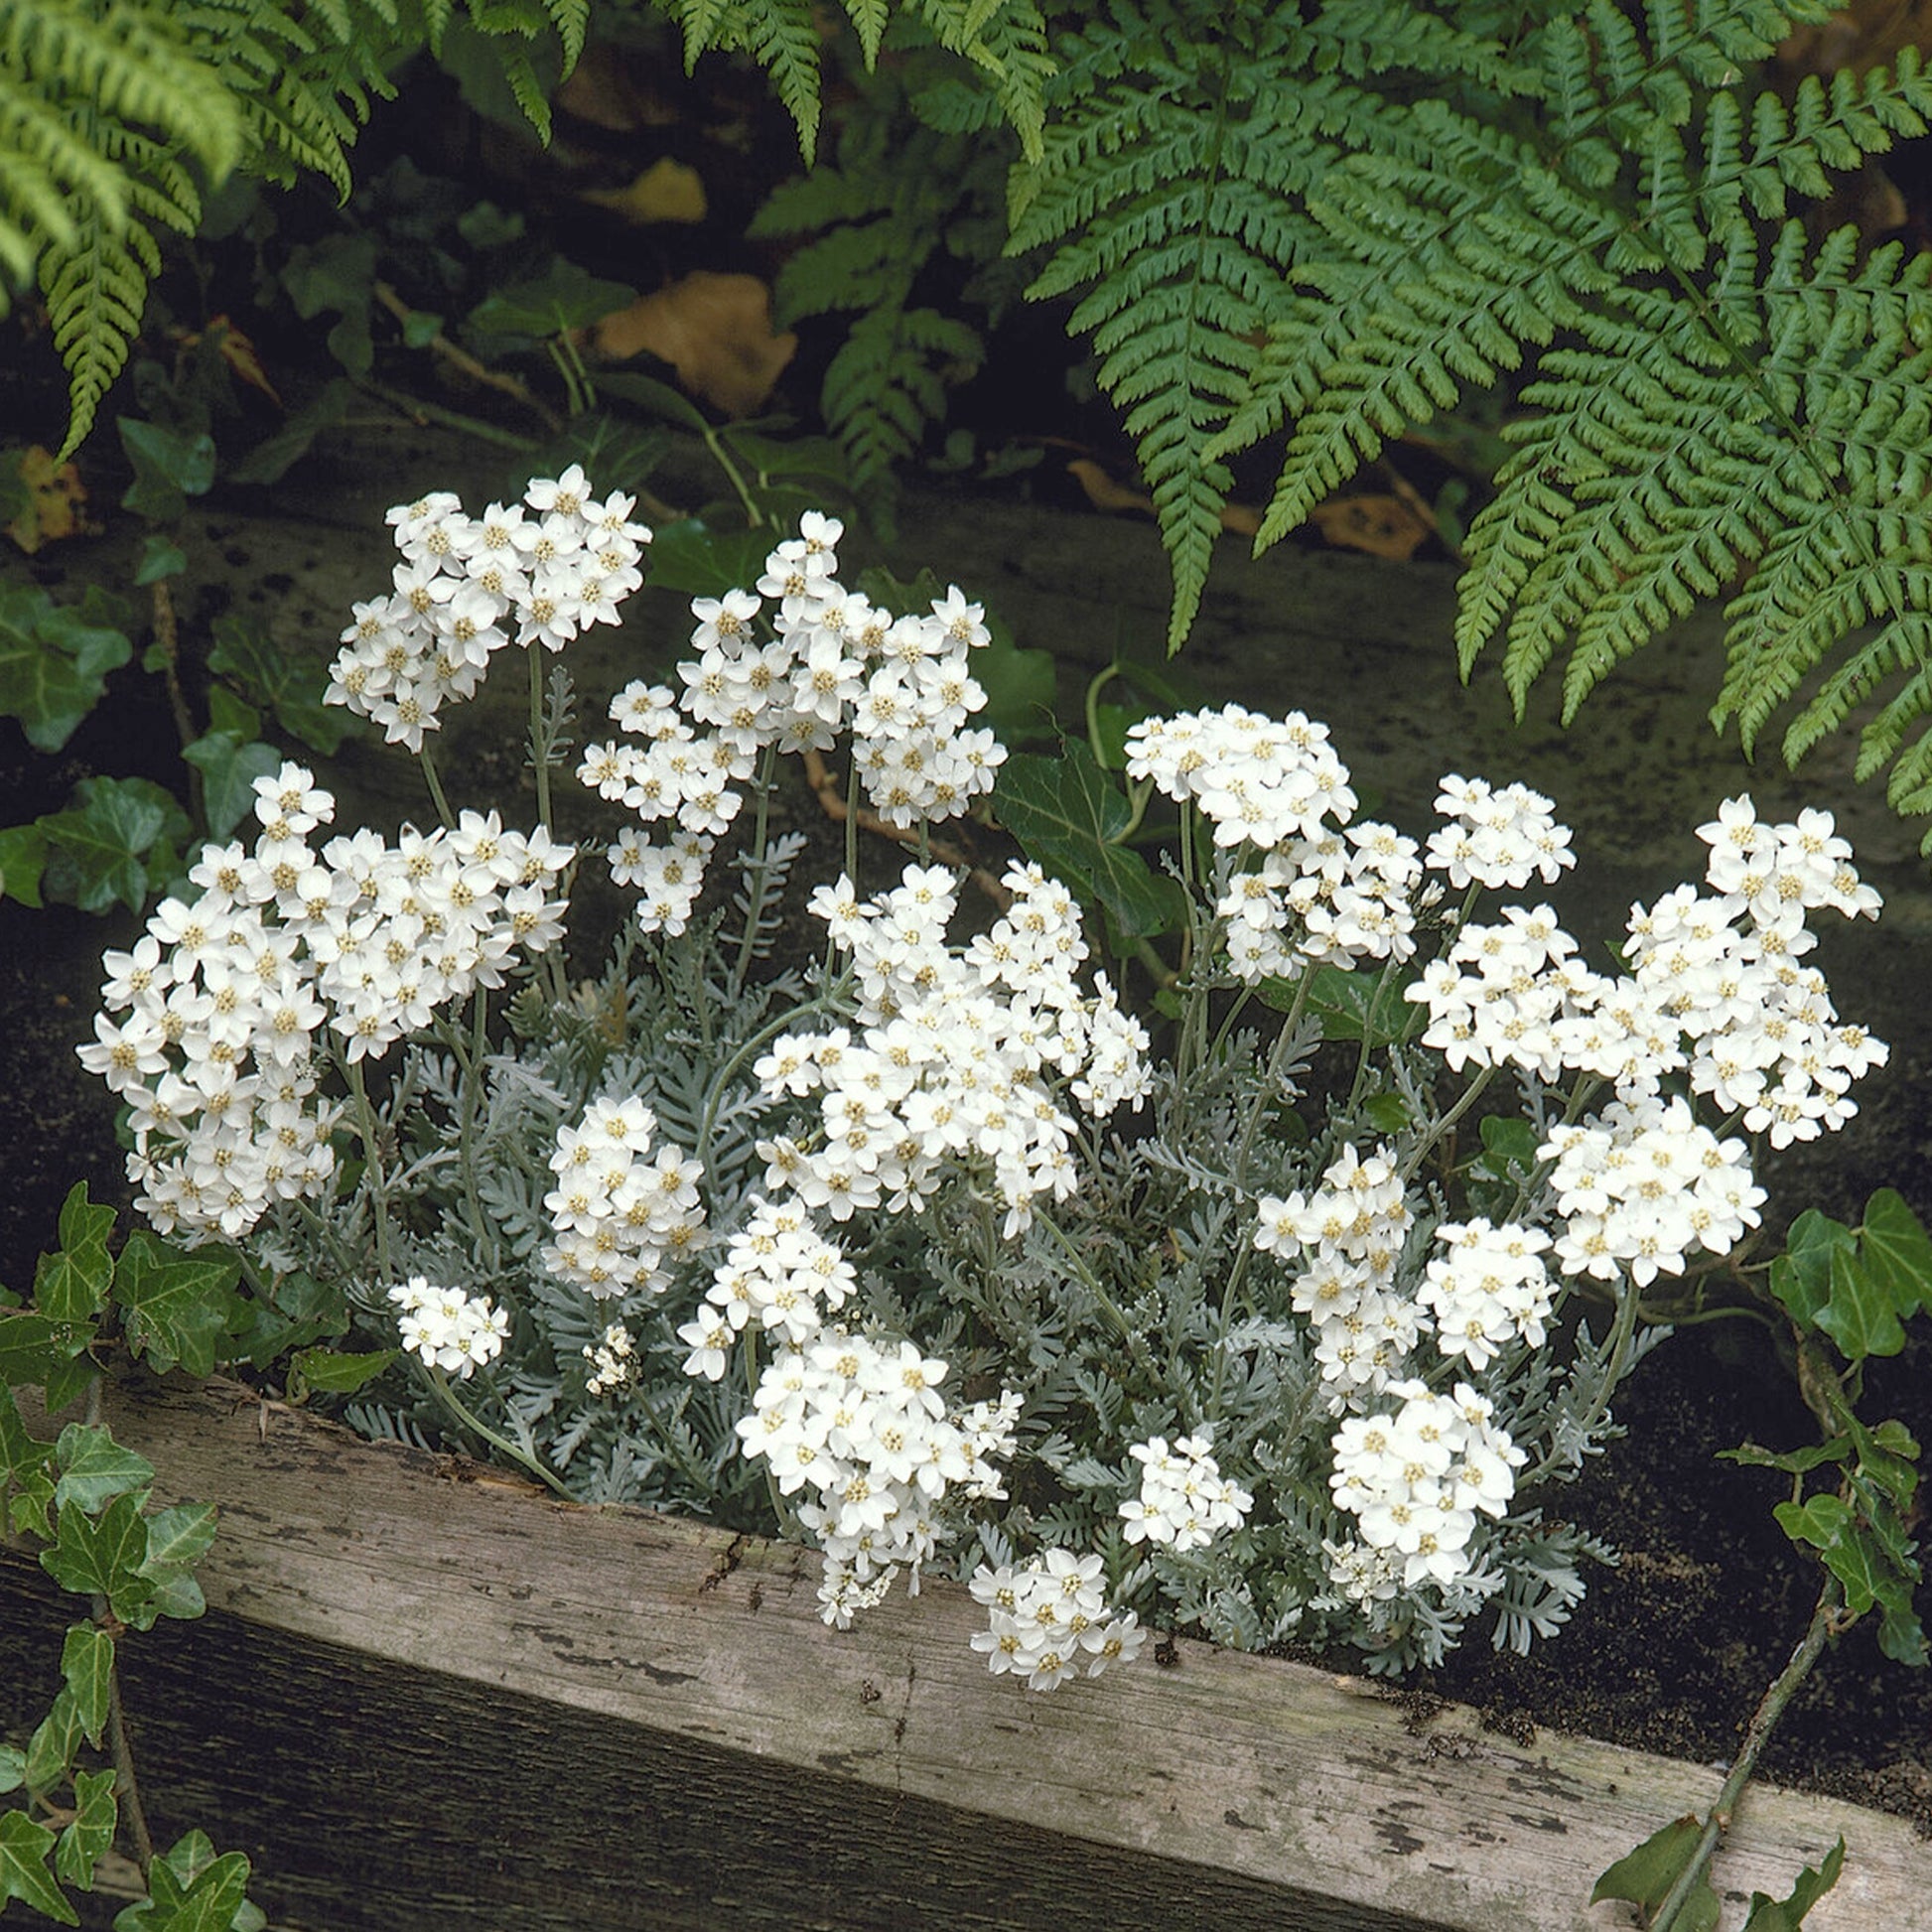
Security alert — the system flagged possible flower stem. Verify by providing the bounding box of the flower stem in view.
[425,1365,575,1501]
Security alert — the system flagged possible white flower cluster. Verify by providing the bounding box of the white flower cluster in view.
[1329,1382,1525,1589]
[1425,775,1576,891]
[541,1097,706,1299]
[78,765,570,1241]
[1411,797,1885,1149]
[1255,1144,1420,1402]
[1119,1432,1254,1552]
[578,513,1006,934]
[755,860,1151,1236]
[969,1551,1147,1690]
[581,1321,636,1396]
[697,1191,858,1350]
[387,1277,508,1380]
[1539,1095,1763,1287]
[734,1332,1020,1626]
[1418,1219,1556,1371]
[327,467,651,749]
[1125,704,1356,847]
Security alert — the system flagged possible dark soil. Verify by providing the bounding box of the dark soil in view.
[5,416,1931,1849]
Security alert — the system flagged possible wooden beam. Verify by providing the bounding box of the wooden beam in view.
[7,1375,1926,1931]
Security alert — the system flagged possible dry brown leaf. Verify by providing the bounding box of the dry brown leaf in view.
[1780,0,1932,75]
[6,446,91,553]
[554,44,682,130]
[1066,457,1153,515]
[1310,493,1433,561]
[588,272,797,417]
[1066,457,1263,532]
[582,157,708,225]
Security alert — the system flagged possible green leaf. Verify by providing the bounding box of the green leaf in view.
[995,741,1182,939]
[115,1231,243,1379]
[227,379,353,490]
[0,821,49,905]
[1301,963,1426,1046]
[0,1743,24,1795]
[1814,1245,1906,1361]
[595,369,714,432]
[24,1687,84,1798]
[42,1490,153,1623]
[0,1384,56,1538]
[643,519,774,598]
[0,1311,96,1395]
[289,1345,399,1395]
[0,585,132,753]
[206,616,354,757]
[117,419,216,522]
[401,309,444,348]
[40,776,193,915]
[1477,1114,1540,1178]
[140,1503,217,1578]
[134,535,188,586]
[141,1569,207,1624]
[467,259,635,345]
[55,1766,119,1891]
[1722,1439,1851,1477]
[1591,1808,1716,1916]
[0,1808,76,1924]
[182,732,282,842]
[54,1425,155,1512]
[114,1832,253,1932]
[35,1184,116,1323]
[1363,1093,1414,1135]
[1859,1189,1932,1324]
[60,1625,114,1748]
[1769,1208,1856,1331]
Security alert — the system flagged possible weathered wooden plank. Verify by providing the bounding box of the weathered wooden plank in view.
[8,1375,1927,1930]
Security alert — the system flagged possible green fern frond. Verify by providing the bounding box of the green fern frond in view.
[823,304,982,488]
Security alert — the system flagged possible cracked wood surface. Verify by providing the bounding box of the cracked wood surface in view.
[6,1373,1928,1931]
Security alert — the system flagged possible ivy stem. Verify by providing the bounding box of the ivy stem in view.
[1650,1576,1843,1932]
[82,1377,154,1877]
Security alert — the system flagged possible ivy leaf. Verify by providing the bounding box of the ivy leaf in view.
[995,741,1182,939]
[117,419,216,522]
[42,1490,153,1625]
[0,1311,94,1392]
[594,368,713,432]
[114,1232,243,1379]
[206,616,355,757]
[0,1742,23,1796]
[643,519,773,598]
[23,1687,84,1798]
[289,1345,399,1395]
[1591,1816,1719,1929]
[54,1425,155,1512]
[1769,1209,1854,1331]
[0,1384,56,1538]
[1476,1114,1541,1179]
[140,1503,218,1579]
[1298,963,1426,1046]
[1858,1189,1932,1324]
[55,1766,119,1891]
[35,1182,116,1323]
[0,821,48,905]
[40,776,192,915]
[1813,1245,1906,1362]
[114,1832,254,1931]
[0,1808,76,1924]
[182,731,282,842]
[0,584,132,753]
[467,259,636,345]
[60,1625,114,1748]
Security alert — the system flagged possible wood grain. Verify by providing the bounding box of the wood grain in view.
[6,1374,1928,1931]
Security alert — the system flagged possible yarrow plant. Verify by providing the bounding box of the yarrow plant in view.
[80,475,1893,1688]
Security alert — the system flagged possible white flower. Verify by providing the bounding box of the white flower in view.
[387,1277,508,1380]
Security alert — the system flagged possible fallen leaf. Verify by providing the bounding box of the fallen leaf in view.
[587,271,796,417]
[554,43,683,131]
[1066,457,1153,515]
[179,316,282,406]
[1067,458,1264,533]
[6,446,91,553]
[1780,0,1932,76]
[582,157,708,224]
[1311,493,1434,561]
